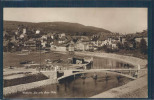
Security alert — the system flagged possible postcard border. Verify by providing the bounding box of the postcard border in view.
[0,0,153,99]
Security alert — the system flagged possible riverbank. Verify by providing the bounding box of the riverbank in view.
[3,51,148,98]
[75,51,148,98]
[75,51,147,68]
[3,71,57,96]
[90,73,147,98]
[3,78,57,96]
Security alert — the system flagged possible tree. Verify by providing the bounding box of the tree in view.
[139,38,147,54]
[117,42,124,49]
[124,42,129,50]
[132,40,136,49]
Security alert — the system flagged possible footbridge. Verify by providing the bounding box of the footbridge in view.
[57,68,147,81]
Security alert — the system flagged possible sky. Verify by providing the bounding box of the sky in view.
[4,8,147,34]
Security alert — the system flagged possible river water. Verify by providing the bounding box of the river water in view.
[5,57,134,98]
[92,56,134,69]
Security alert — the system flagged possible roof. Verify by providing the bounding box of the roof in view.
[58,37,66,41]
[81,36,90,42]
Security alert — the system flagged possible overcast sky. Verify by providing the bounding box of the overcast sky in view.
[4,8,147,34]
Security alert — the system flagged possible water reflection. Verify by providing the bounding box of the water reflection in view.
[6,72,133,98]
[93,57,134,69]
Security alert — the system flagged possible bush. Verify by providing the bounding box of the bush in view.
[117,42,124,49]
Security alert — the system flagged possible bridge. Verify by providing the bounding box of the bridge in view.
[57,68,147,81]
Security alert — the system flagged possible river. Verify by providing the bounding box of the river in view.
[5,57,134,98]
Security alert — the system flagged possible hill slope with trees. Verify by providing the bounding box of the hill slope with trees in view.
[3,21,112,36]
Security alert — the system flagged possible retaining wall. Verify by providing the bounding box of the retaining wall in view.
[4,71,57,96]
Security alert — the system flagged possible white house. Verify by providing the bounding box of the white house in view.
[15,31,18,35]
[68,41,75,52]
[41,41,47,48]
[107,37,112,45]
[58,37,65,44]
[20,34,25,39]
[41,35,47,40]
[23,28,26,34]
[36,30,40,34]
[111,43,117,49]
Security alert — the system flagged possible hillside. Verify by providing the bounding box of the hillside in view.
[3,21,112,36]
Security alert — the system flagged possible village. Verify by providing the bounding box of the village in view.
[3,25,148,55]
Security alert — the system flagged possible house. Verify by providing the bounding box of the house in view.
[89,42,94,51]
[47,33,55,39]
[41,41,47,48]
[84,43,90,51]
[81,36,90,51]
[49,38,54,45]
[71,36,91,51]
[15,31,18,35]
[24,39,36,50]
[75,40,85,51]
[119,36,126,44]
[36,30,40,34]
[74,39,90,51]
[58,33,65,38]
[97,36,107,46]
[91,35,99,46]
[135,37,148,45]
[58,37,66,44]
[106,37,112,45]
[55,46,67,52]
[23,28,26,34]
[41,35,48,42]
[111,42,118,49]
[19,33,27,39]
[67,41,75,52]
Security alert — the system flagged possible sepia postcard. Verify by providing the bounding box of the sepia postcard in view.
[2,7,149,99]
